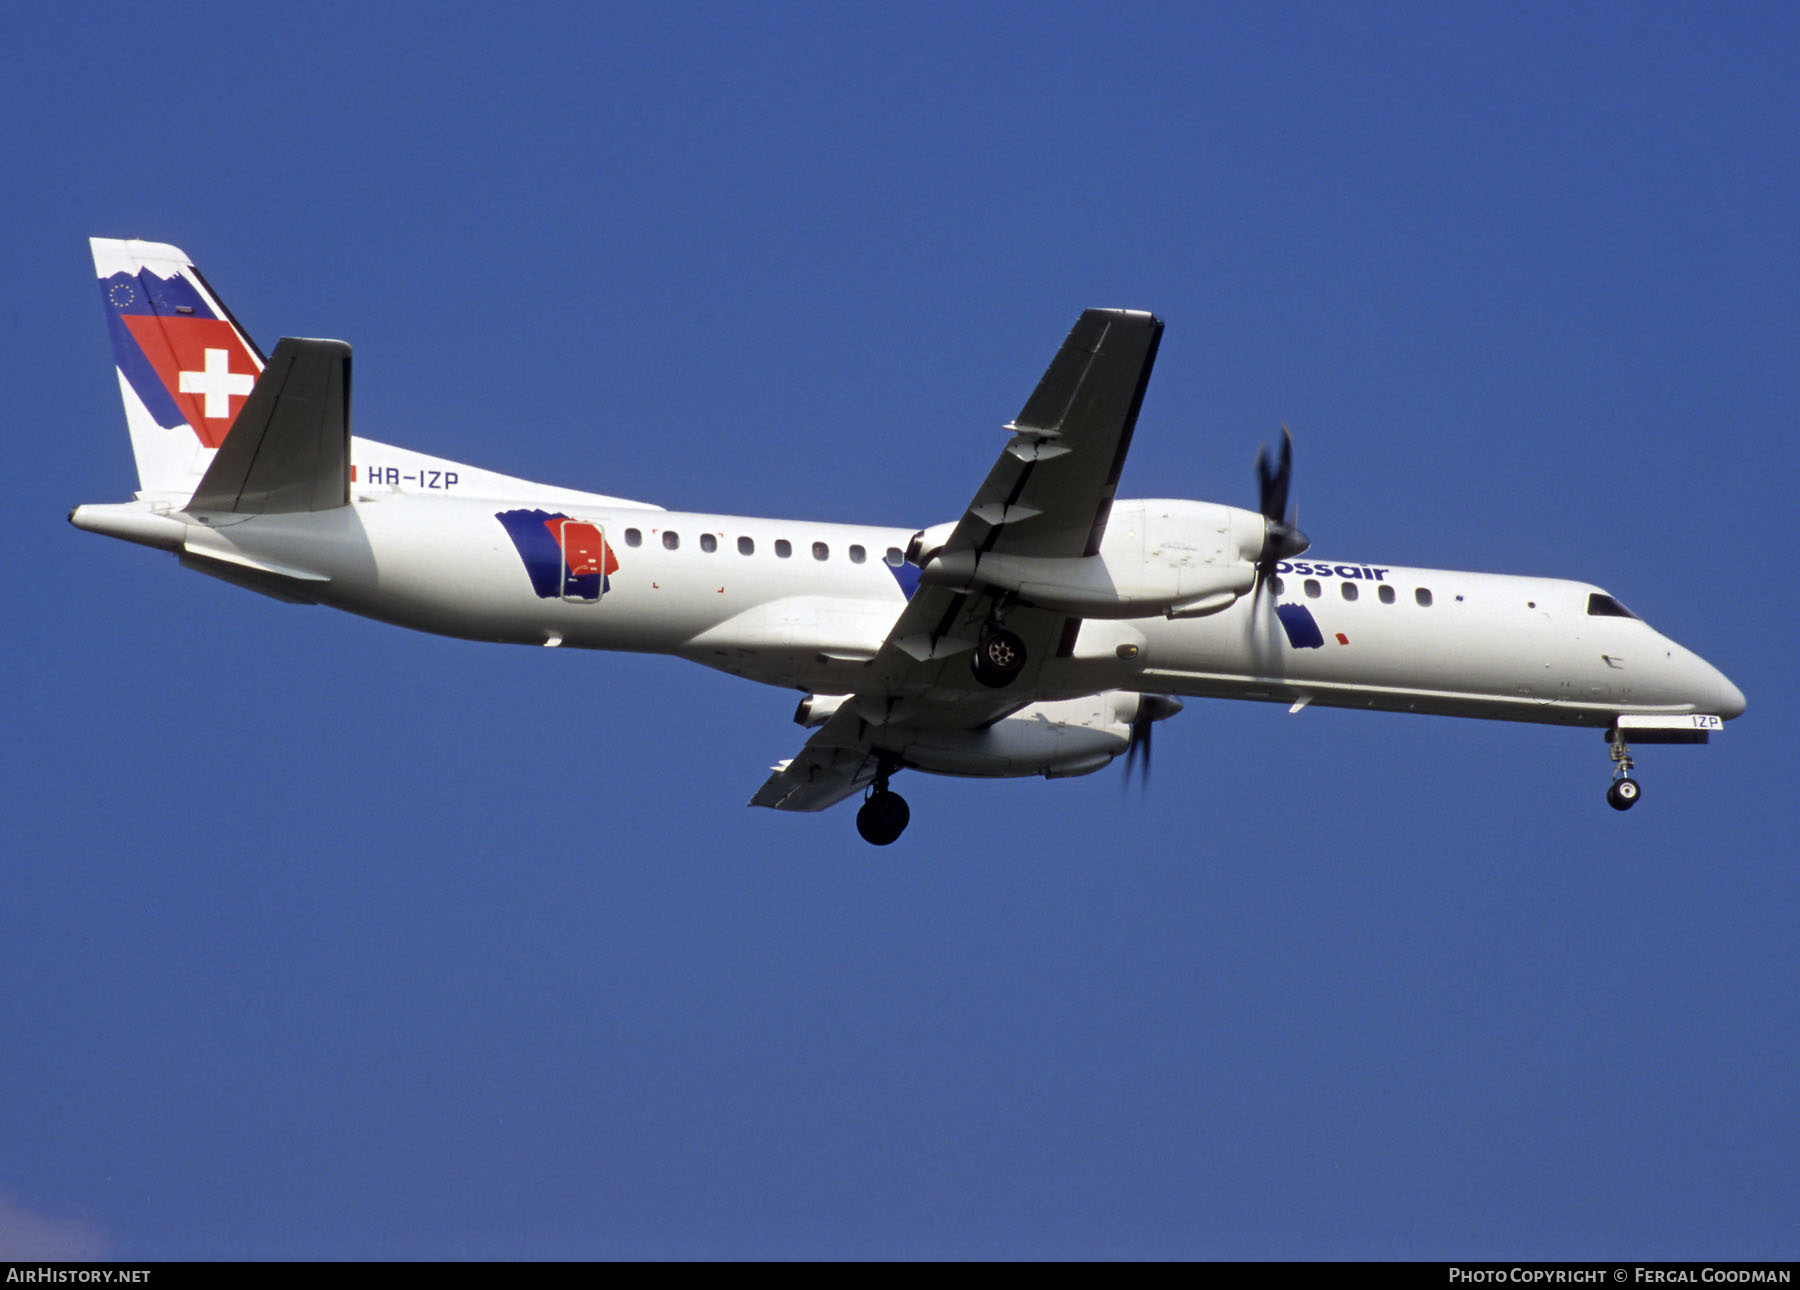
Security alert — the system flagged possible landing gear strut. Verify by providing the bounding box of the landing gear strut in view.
[1605,727,1641,811]
[856,757,910,845]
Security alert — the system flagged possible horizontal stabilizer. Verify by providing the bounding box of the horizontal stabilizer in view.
[188,338,351,515]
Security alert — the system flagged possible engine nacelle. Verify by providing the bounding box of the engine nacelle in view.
[794,693,851,728]
[885,691,1174,779]
[905,520,958,569]
[919,499,1268,619]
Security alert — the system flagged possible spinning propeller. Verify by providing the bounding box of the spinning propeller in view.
[1121,694,1183,794]
[1253,424,1309,603]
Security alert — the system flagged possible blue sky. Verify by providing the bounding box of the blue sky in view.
[5,1,1795,1260]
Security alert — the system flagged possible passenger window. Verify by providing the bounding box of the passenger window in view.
[849,544,866,564]
[1341,582,1358,601]
[1378,585,1396,605]
[737,536,754,556]
[1304,579,1321,599]
[1269,575,1285,596]
[700,533,717,553]
[1415,588,1432,607]
[885,547,904,566]
[624,528,642,547]
[1586,593,1637,619]
[813,541,829,561]
[775,539,792,558]
[662,531,679,550]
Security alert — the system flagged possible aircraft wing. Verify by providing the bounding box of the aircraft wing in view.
[947,308,1162,561]
[751,309,1163,812]
[749,706,883,812]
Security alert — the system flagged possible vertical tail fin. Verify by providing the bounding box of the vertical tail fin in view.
[91,238,265,502]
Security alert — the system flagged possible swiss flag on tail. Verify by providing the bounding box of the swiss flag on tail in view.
[120,315,260,448]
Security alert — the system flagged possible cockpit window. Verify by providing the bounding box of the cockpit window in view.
[1586,593,1637,619]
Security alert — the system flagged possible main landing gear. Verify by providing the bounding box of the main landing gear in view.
[1605,727,1641,811]
[856,757,910,845]
[971,628,1026,687]
[970,599,1027,689]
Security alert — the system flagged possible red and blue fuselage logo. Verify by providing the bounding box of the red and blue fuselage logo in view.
[495,509,619,599]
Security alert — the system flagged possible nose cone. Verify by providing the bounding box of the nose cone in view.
[1685,648,1747,719]
[1713,668,1747,720]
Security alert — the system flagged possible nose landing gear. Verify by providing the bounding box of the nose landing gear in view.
[856,757,910,845]
[1605,727,1640,811]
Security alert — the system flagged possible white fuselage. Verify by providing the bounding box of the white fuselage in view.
[78,249,1742,830]
[92,490,1742,730]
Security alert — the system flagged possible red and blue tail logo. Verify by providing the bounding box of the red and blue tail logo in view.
[100,263,262,448]
[496,509,619,599]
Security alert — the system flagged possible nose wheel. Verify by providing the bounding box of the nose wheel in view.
[1605,727,1641,811]
[855,757,910,845]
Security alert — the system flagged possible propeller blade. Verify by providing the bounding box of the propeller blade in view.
[1121,696,1181,795]
[1256,424,1293,523]
[1137,715,1151,791]
[1120,715,1151,794]
[1252,424,1305,605]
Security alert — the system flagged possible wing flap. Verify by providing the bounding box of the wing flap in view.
[750,708,880,812]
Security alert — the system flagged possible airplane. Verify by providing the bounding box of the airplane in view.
[71,238,1745,845]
